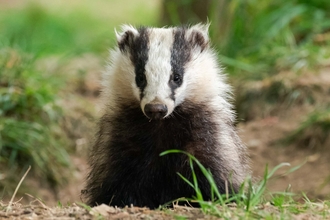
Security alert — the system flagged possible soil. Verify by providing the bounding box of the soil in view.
[240,111,330,199]
[3,201,326,219]
[237,69,330,200]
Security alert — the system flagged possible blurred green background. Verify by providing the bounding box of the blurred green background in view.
[0,0,329,203]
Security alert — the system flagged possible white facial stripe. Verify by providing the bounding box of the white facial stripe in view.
[140,28,175,116]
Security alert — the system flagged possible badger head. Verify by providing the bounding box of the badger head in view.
[113,24,216,120]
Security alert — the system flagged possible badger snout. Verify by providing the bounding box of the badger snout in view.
[144,104,168,120]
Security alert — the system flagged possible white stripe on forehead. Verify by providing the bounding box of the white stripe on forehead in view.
[143,28,175,102]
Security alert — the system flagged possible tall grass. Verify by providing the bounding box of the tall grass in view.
[213,0,330,76]
[0,47,71,194]
[160,150,308,218]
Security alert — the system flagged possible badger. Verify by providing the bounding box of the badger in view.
[83,24,250,208]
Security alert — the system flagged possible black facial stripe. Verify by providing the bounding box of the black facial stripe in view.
[130,27,149,100]
[170,28,191,100]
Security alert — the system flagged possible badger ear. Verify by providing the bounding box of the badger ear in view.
[115,25,139,52]
[186,23,210,52]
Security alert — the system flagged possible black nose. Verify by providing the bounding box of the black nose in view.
[144,104,168,120]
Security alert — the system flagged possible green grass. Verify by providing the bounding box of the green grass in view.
[209,0,330,77]
[0,47,71,194]
[160,150,329,219]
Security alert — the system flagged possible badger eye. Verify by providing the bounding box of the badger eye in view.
[173,74,182,84]
[136,74,146,84]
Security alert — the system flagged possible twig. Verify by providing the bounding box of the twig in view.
[25,193,48,209]
[6,166,31,214]
[225,180,229,200]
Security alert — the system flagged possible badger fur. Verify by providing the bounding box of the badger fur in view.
[83,24,250,208]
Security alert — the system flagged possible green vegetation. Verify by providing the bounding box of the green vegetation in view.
[160,150,328,219]
[0,47,70,193]
[211,0,330,77]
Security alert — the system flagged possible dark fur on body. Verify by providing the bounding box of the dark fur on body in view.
[84,100,244,208]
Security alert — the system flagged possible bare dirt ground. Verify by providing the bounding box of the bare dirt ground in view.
[5,201,324,220]
[0,202,212,219]
[238,68,330,200]
[240,111,330,199]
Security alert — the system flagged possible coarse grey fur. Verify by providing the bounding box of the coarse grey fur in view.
[83,24,250,208]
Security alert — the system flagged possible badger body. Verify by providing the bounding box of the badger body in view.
[84,24,249,208]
